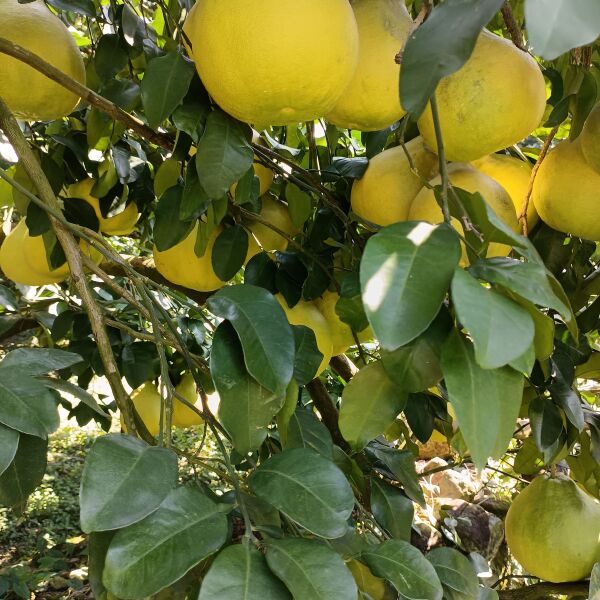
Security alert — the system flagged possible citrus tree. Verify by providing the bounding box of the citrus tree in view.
[0,0,600,598]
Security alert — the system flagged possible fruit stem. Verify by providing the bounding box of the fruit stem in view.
[429,94,452,225]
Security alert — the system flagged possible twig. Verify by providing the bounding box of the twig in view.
[306,378,350,452]
[0,95,141,437]
[519,126,559,236]
[501,3,526,51]
[429,95,452,224]
[0,37,174,151]
[329,354,359,382]
[497,581,588,599]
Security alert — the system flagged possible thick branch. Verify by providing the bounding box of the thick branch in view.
[497,581,588,600]
[0,37,174,151]
[0,96,140,436]
[330,354,359,382]
[306,378,350,452]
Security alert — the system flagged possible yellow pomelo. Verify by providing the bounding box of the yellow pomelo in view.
[126,382,163,437]
[326,0,412,131]
[248,196,299,253]
[472,154,537,227]
[533,140,600,241]
[416,30,546,162]
[347,560,387,600]
[275,295,333,376]
[580,102,600,174]
[505,475,600,582]
[408,164,518,262]
[184,0,359,125]
[351,136,439,226]
[172,373,204,428]
[314,290,372,356]
[0,220,67,285]
[67,179,140,236]
[0,220,101,286]
[154,224,229,293]
[0,0,85,121]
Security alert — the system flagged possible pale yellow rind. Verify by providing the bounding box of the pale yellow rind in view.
[505,476,600,582]
[0,0,85,121]
[417,30,546,162]
[184,0,359,125]
[326,0,412,131]
[248,196,299,253]
[276,295,333,376]
[408,163,518,262]
[533,140,600,241]
[351,136,439,226]
[472,154,538,227]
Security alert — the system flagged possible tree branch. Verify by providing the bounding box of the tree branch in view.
[306,378,350,452]
[0,95,140,437]
[497,580,588,600]
[501,3,526,52]
[0,37,174,151]
[330,354,359,382]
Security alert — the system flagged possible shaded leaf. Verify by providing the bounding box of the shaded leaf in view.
[441,331,524,469]
[427,548,479,600]
[249,448,354,539]
[80,434,177,533]
[362,539,443,600]
[103,486,228,599]
[292,325,323,386]
[0,424,19,477]
[211,225,248,281]
[266,538,357,600]
[199,544,291,600]
[286,408,334,459]
[0,348,82,376]
[370,478,413,541]
[211,322,285,455]
[339,362,407,452]
[208,286,295,394]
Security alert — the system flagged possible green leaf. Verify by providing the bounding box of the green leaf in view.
[427,548,479,600]
[360,221,460,351]
[362,540,443,600]
[208,286,295,394]
[468,257,575,335]
[47,0,96,16]
[0,424,19,477]
[249,448,354,539]
[211,322,285,455]
[0,348,82,376]
[525,0,600,60]
[195,111,254,199]
[370,445,426,507]
[94,34,128,82]
[286,408,334,459]
[199,544,291,600]
[181,162,212,221]
[370,478,413,541]
[286,183,313,229]
[141,51,195,129]
[478,588,499,600]
[0,434,47,514]
[381,308,452,393]
[0,371,59,438]
[292,325,323,386]
[451,268,535,369]
[400,0,505,118]
[441,331,524,469]
[153,186,195,251]
[211,225,249,281]
[339,362,407,452]
[88,531,115,600]
[266,538,358,600]
[103,486,228,599]
[529,397,563,452]
[39,378,109,418]
[80,434,178,533]
[121,342,161,390]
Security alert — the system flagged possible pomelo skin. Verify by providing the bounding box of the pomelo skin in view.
[0,0,85,121]
[184,0,359,125]
[505,475,600,583]
[417,29,546,162]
